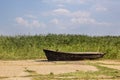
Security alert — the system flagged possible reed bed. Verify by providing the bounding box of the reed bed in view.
[0,34,120,60]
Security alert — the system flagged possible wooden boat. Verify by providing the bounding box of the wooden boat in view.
[43,49,105,61]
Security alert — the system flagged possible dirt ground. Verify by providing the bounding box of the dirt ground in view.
[0,60,120,80]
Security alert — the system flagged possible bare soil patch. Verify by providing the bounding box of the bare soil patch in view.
[1,77,32,80]
[0,60,119,80]
[0,60,97,80]
[27,64,98,74]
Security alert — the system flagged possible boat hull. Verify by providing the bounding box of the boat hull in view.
[43,49,105,61]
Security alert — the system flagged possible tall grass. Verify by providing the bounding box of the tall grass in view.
[0,34,120,60]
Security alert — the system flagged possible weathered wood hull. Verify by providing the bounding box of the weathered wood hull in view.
[43,49,105,61]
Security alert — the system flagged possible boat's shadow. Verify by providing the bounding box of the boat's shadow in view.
[34,59,87,65]
[35,59,49,62]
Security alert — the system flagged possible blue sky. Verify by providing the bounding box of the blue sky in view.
[0,0,120,36]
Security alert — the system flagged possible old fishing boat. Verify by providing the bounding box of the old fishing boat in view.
[43,49,105,61]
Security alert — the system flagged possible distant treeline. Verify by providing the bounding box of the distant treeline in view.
[0,34,120,60]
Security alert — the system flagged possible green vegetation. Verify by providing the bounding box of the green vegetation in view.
[0,34,120,60]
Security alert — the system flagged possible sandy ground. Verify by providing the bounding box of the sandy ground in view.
[2,77,32,80]
[0,60,120,80]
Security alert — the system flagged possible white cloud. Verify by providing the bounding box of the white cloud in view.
[31,20,46,28]
[52,9,110,26]
[26,14,37,19]
[52,8,90,18]
[60,0,85,4]
[50,18,59,25]
[92,4,107,12]
[15,17,45,28]
[53,8,70,15]
[49,18,68,30]
[67,11,98,25]
[16,17,28,26]
[71,11,90,18]
[71,17,96,24]
[71,17,110,26]
[43,0,86,4]
[96,5,107,12]
[49,8,110,27]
